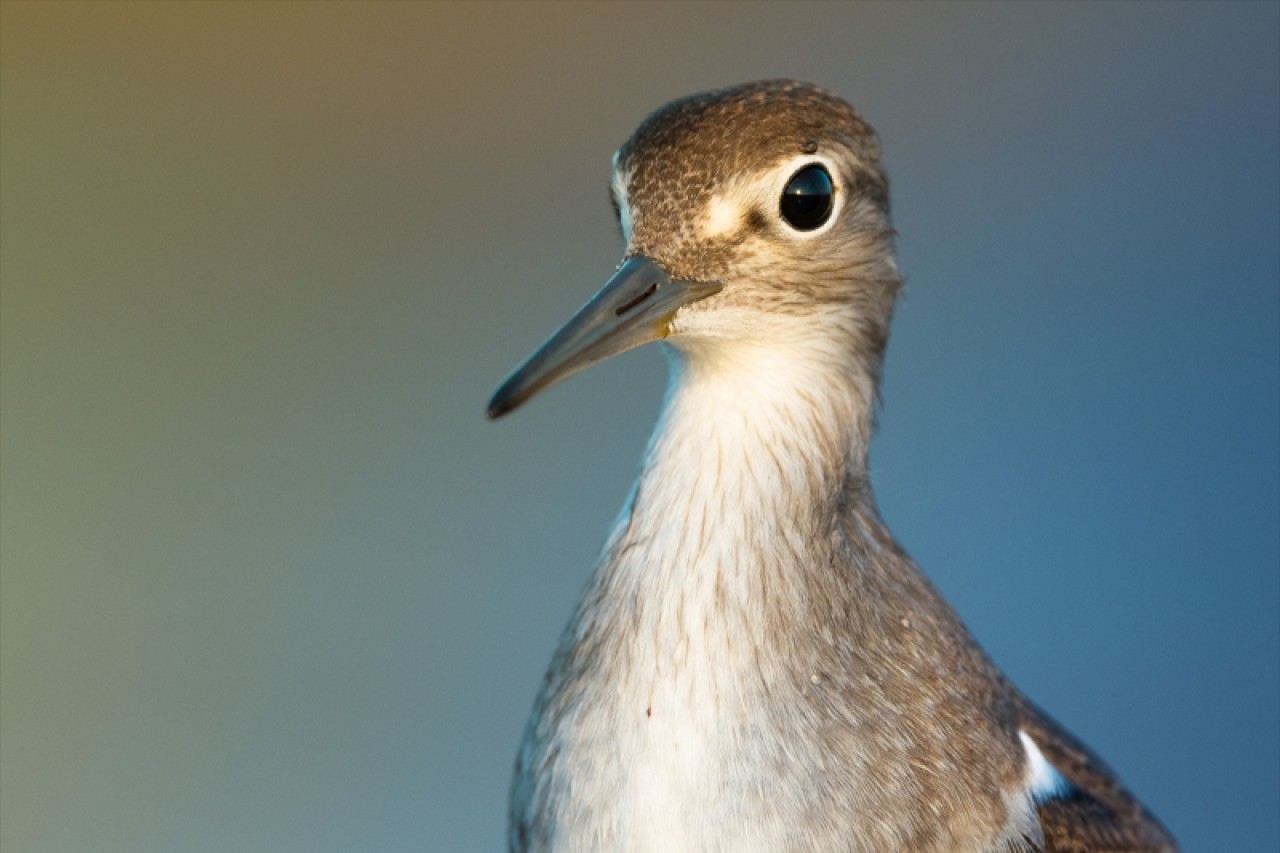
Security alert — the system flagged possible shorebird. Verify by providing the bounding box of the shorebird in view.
[487,80,1177,853]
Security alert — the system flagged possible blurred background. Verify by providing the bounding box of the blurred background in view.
[3,2,1276,851]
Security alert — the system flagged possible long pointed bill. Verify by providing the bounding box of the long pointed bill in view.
[486,255,721,419]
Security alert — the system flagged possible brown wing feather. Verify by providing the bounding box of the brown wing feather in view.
[1015,697,1178,852]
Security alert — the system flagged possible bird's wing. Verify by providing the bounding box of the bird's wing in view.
[1015,698,1178,853]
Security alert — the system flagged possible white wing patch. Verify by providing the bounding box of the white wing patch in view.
[1019,730,1072,803]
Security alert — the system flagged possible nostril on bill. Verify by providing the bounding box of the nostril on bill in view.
[615,282,659,316]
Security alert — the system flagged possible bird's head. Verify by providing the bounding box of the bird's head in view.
[488,80,901,419]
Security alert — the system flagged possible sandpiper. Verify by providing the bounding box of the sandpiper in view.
[488,80,1177,853]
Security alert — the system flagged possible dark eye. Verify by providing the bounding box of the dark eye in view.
[780,164,834,231]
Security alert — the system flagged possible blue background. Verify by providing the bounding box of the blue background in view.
[3,2,1276,850]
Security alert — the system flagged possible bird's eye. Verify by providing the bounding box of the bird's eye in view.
[779,164,834,231]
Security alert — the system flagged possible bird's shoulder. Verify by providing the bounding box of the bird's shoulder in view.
[1014,697,1178,853]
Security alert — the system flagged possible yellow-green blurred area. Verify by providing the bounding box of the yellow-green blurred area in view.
[2,2,1276,851]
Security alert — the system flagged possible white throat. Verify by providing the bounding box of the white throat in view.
[634,332,870,542]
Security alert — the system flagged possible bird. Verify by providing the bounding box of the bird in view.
[487,80,1177,853]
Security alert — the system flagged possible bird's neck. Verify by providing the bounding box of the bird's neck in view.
[592,326,882,654]
[642,335,874,530]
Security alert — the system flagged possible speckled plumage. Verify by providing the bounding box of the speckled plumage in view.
[498,80,1176,852]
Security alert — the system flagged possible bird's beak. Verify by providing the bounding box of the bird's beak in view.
[487,255,722,419]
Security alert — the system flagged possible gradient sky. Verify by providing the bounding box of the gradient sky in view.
[3,3,1277,851]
